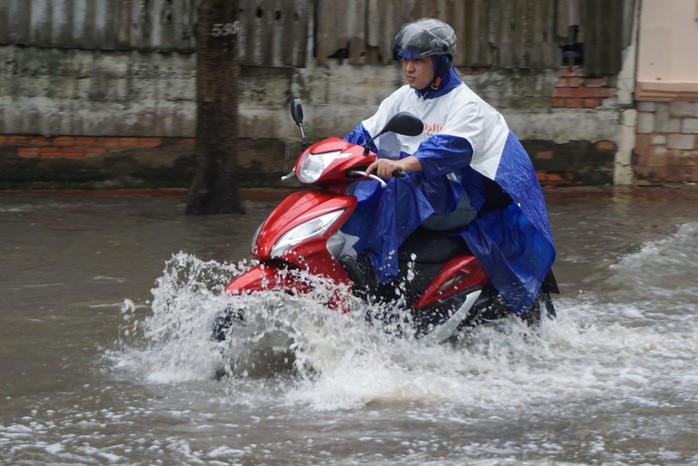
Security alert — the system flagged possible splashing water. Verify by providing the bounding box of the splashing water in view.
[106,239,698,417]
[107,252,243,383]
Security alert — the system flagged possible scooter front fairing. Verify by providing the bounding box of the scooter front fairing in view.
[225,190,356,297]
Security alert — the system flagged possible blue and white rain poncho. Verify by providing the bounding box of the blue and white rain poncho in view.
[342,64,556,315]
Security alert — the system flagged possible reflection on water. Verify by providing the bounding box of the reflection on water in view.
[1,188,697,465]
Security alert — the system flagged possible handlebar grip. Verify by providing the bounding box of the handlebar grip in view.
[392,170,406,178]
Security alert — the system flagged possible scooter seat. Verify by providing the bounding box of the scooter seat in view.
[398,227,469,264]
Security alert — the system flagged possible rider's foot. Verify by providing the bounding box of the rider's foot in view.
[339,254,378,297]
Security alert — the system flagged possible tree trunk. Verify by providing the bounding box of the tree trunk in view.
[186,0,244,215]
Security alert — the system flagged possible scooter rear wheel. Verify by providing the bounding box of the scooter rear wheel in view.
[521,289,556,326]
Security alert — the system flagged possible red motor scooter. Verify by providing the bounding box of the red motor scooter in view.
[213,98,555,344]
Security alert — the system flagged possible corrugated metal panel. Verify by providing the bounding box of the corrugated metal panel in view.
[413,0,487,66]
[315,0,557,69]
[459,0,496,66]
[0,0,31,44]
[238,0,309,67]
[581,0,623,75]
[0,0,632,72]
[555,0,580,40]
[316,0,367,65]
[491,0,557,68]
[0,0,198,51]
[366,0,414,64]
[556,0,634,74]
[0,0,309,67]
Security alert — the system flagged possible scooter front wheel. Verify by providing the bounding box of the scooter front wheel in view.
[211,305,245,342]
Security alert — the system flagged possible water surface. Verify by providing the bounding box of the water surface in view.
[1,188,697,465]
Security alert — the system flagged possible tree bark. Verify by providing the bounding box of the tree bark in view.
[186,0,244,215]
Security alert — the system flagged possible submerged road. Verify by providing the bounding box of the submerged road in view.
[1,186,697,465]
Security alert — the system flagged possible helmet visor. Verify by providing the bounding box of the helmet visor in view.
[391,19,456,60]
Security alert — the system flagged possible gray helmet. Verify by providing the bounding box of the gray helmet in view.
[391,18,457,60]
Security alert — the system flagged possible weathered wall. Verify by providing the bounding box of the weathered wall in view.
[0,43,621,189]
[0,46,196,137]
[634,102,698,184]
[0,0,639,189]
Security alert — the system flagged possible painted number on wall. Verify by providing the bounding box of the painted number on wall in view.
[211,22,239,37]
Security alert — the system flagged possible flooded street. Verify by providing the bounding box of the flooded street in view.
[1,188,697,465]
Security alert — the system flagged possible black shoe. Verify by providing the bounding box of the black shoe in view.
[339,255,378,297]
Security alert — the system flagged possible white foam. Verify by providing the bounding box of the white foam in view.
[101,250,695,422]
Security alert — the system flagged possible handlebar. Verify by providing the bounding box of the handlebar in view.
[283,168,392,187]
[347,170,387,188]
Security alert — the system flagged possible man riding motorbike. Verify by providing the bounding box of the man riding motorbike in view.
[338,18,556,316]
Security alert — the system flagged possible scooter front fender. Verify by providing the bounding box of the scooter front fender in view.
[224,264,351,313]
[224,264,311,296]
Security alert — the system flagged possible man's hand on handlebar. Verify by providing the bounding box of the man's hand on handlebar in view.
[365,155,422,179]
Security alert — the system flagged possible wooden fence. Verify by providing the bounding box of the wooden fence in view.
[0,0,632,73]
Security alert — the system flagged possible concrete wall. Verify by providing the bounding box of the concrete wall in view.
[0,41,626,189]
[0,46,196,137]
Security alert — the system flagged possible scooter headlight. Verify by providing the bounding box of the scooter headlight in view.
[270,209,345,258]
[297,150,342,184]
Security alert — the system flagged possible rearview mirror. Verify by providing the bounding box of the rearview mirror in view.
[363,112,423,155]
[290,97,304,125]
[382,112,424,137]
